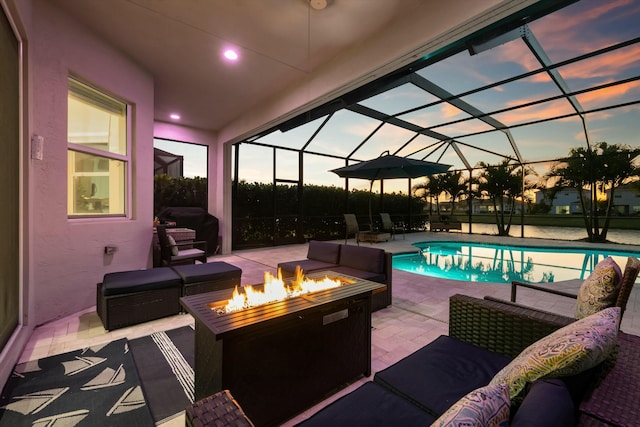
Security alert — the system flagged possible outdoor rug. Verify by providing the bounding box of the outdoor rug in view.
[129,326,195,423]
[0,339,154,426]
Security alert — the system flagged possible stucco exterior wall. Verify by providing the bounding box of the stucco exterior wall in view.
[28,0,154,325]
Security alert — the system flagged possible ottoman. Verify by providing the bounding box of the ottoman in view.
[97,267,182,330]
[172,262,242,296]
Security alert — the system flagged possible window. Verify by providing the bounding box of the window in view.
[67,77,128,216]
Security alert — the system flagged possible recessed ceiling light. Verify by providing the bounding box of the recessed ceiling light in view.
[309,0,327,10]
[223,49,239,61]
[170,113,181,120]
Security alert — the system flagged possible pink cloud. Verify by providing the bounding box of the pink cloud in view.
[441,103,464,119]
[558,44,640,81]
[531,0,635,54]
[576,80,640,108]
[495,99,575,125]
[490,0,637,84]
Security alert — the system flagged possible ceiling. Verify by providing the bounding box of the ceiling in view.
[51,0,428,132]
[49,0,640,183]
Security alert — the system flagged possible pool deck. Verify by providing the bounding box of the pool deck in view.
[17,230,640,426]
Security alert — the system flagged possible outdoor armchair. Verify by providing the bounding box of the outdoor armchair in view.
[509,256,639,322]
[156,224,208,266]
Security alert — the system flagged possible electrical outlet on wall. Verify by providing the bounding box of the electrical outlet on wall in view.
[31,135,44,160]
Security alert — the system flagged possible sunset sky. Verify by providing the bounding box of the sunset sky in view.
[160,0,640,194]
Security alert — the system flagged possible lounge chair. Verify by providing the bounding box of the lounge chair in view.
[343,214,369,245]
[379,213,404,240]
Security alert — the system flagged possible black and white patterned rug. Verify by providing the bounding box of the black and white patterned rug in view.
[129,326,195,423]
[0,339,154,426]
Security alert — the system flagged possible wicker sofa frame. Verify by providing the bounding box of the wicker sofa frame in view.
[277,240,392,312]
[187,293,639,426]
[450,294,640,426]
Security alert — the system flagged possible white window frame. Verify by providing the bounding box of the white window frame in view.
[67,76,132,219]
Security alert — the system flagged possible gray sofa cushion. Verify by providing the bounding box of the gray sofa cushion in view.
[278,259,337,275]
[339,244,385,274]
[307,240,341,264]
[330,266,386,284]
[295,382,435,427]
[374,335,510,416]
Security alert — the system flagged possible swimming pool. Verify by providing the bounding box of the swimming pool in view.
[393,241,640,284]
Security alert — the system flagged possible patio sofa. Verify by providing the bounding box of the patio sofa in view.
[96,261,241,330]
[277,240,392,312]
[186,294,637,426]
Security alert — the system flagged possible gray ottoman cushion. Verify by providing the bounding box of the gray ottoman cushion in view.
[172,262,241,284]
[102,267,182,296]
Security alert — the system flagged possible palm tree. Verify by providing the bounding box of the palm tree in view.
[544,142,640,242]
[440,171,467,215]
[477,160,535,236]
[412,174,447,216]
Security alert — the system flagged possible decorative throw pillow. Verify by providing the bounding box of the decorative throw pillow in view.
[431,383,510,427]
[167,235,179,256]
[575,257,622,319]
[490,307,620,399]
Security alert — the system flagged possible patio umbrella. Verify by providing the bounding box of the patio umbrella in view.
[331,152,451,227]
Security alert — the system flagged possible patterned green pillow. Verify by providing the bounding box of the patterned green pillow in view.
[575,257,622,319]
[490,307,620,399]
[431,383,510,427]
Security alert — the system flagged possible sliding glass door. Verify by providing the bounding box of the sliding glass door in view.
[0,5,20,351]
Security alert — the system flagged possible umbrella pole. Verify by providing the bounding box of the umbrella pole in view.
[368,180,374,229]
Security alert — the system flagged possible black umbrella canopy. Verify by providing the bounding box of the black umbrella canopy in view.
[331,153,452,228]
[331,154,451,180]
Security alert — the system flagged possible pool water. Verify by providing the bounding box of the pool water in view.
[393,241,640,284]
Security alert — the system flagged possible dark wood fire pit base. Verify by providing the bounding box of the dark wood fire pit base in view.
[180,271,386,426]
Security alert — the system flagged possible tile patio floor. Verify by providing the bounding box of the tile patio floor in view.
[17,231,640,426]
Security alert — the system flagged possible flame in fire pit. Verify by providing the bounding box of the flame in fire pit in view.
[215,267,348,314]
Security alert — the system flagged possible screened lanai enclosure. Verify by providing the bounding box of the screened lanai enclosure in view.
[232,0,640,249]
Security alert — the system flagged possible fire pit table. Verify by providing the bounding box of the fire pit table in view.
[180,271,386,426]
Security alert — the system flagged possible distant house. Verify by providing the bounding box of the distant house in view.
[606,184,640,215]
[154,148,184,178]
[470,198,525,214]
[536,188,590,215]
